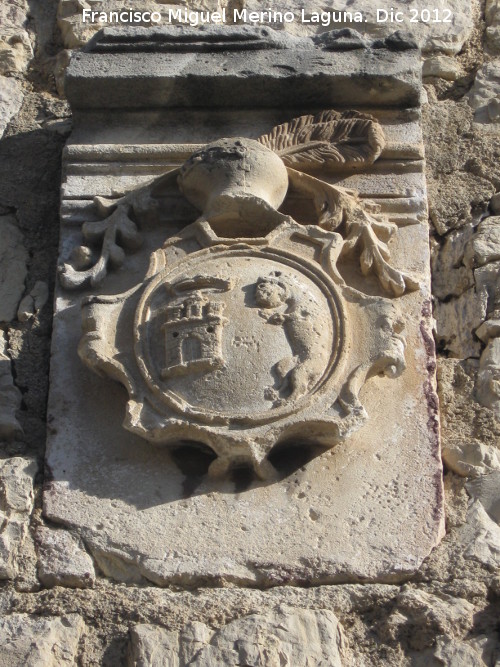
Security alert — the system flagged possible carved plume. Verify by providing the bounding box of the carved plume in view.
[258,110,385,172]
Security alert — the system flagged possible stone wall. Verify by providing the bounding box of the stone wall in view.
[0,1,499,664]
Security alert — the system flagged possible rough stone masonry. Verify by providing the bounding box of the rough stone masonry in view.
[0,1,499,665]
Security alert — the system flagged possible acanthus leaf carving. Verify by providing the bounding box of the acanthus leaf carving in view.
[59,203,142,289]
[285,168,419,297]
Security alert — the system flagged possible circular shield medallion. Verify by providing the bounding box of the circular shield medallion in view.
[135,247,345,425]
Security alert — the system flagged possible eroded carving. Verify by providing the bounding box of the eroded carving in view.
[60,113,417,297]
[61,110,418,478]
[160,276,231,379]
[257,110,385,171]
[255,271,330,407]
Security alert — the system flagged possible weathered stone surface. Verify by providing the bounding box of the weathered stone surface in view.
[487,27,500,54]
[17,280,49,323]
[458,472,500,568]
[428,172,495,235]
[0,0,32,74]
[128,606,346,666]
[412,637,496,667]
[0,613,85,666]
[56,0,474,56]
[0,76,24,139]
[0,0,29,36]
[423,96,500,243]
[469,60,500,130]
[486,0,500,53]
[473,258,500,415]
[423,56,461,81]
[54,49,72,96]
[241,0,474,54]
[443,439,500,477]
[447,421,500,566]
[129,622,211,667]
[0,39,29,76]
[58,0,229,49]
[0,213,28,322]
[465,635,500,667]
[65,26,421,110]
[434,287,487,358]
[0,331,22,441]
[464,216,500,268]
[438,358,500,474]
[45,27,443,587]
[431,225,475,300]
[468,471,500,523]
[0,457,37,579]
[380,588,475,650]
[477,337,500,417]
[36,527,96,589]
[58,0,100,49]
[491,192,500,215]
[474,262,500,316]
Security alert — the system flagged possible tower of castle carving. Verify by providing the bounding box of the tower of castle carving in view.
[161,291,227,378]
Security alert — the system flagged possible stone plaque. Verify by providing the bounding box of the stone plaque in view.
[45,27,444,585]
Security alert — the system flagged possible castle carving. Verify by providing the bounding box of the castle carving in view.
[161,290,228,378]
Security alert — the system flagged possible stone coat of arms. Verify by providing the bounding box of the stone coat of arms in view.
[60,110,417,479]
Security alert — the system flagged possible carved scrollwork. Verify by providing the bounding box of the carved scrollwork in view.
[59,110,417,297]
[285,168,419,296]
[60,204,142,289]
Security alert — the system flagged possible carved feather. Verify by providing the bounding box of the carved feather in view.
[258,110,385,172]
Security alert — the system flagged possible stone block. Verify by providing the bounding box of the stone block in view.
[65,26,421,110]
[0,213,28,323]
[491,192,500,215]
[240,0,474,54]
[56,0,474,56]
[45,26,444,588]
[474,262,500,315]
[128,606,345,666]
[36,527,96,588]
[465,216,500,268]
[458,471,500,568]
[0,613,85,667]
[0,0,32,74]
[423,56,461,81]
[0,0,30,39]
[437,357,500,474]
[0,38,30,76]
[442,440,500,477]
[380,588,474,650]
[428,172,495,235]
[17,280,49,323]
[431,225,474,300]
[434,287,488,358]
[412,637,495,667]
[0,457,37,579]
[477,338,500,418]
[486,0,500,53]
[0,331,23,441]
[0,76,24,139]
[58,0,228,49]
[469,60,500,130]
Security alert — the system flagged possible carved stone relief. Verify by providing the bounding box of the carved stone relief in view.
[58,113,414,479]
[44,27,444,586]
